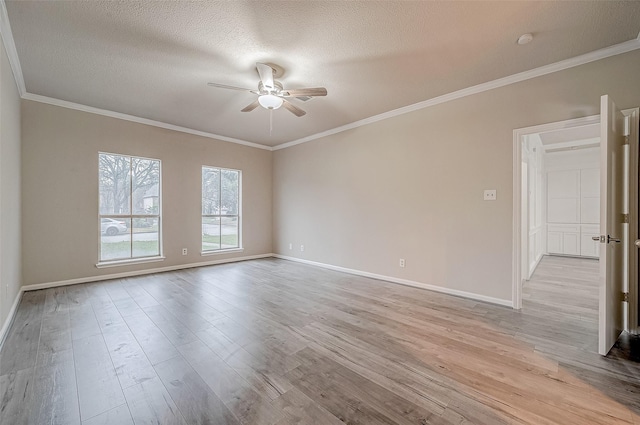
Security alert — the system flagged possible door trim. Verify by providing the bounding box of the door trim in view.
[626,107,639,334]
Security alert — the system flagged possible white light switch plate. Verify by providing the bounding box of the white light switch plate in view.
[484,189,497,201]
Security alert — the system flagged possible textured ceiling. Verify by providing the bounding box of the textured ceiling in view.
[5,1,640,147]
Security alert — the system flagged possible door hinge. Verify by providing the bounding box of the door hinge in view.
[623,135,630,145]
[623,292,629,302]
[622,213,630,223]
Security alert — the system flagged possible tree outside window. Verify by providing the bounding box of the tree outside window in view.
[99,153,161,261]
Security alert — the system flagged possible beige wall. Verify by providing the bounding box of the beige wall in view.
[0,38,22,326]
[21,101,272,286]
[273,50,640,303]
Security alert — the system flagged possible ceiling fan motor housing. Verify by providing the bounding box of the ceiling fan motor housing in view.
[258,80,283,95]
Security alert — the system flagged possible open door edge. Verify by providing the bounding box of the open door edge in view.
[624,107,639,335]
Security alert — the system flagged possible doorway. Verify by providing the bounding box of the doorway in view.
[523,123,602,273]
[513,110,640,350]
[517,119,602,351]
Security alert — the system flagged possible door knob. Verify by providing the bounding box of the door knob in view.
[607,235,620,244]
[635,239,640,248]
[592,236,601,241]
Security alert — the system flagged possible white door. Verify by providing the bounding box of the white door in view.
[598,95,626,355]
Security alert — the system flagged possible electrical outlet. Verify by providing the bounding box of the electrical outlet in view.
[399,259,405,268]
[289,243,292,250]
[300,245,305,252]
[483,189,497,201]
[182,248,188,255]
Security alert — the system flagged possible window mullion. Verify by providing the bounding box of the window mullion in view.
[130,159,133,259]
[218,171,222,250]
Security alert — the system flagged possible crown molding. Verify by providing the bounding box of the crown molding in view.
[272,37,640,151]
[0,0,25,95]
[2,0,639,152]
[22,93,272,151]
[1,0,270,151]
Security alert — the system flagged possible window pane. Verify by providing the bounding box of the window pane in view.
[99,154,130,215]
[221,169,239,215]
[132,217,159,257]
[132,158,160,215]
[221,216,239,249]
[202,216,221,251]
[100,217,131,261]
[202,167,220,215]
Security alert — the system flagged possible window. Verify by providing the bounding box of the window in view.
[99,153,161,262]
[202,166,241,252]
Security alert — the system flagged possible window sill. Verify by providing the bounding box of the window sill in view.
[201,248,244,257]
[96,256,166,269]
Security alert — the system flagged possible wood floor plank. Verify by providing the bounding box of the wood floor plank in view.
[112,297,145,318]
[92,301,127,333]
[73,334,126,420]
[69,304,101,342]
[37,292,73,367]
[142,304,199,346]
[101,322,157,389]
[0,367,34,425]
[1,256,639,424]
[154,355,243,425]
[122,311,181,365]
[43,287,70,315]
[291,346,449,425]
[121,278,160,309]
[272,387,345,425]
[82,404,134,425]
[123,376,187,425]
[28,360,80,425]
[183,344,284,425]
[0,291,46,374]
[195,325,243,361]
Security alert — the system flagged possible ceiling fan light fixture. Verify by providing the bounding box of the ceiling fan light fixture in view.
[258,94,283,110]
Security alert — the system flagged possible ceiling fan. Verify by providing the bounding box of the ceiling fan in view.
[207,63,327,117]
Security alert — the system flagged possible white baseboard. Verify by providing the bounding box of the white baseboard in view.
[0,289,23,350]
[21,253,274,292]
[0,253,273,348]
[527,253,544,279]
[273,254,513,308]
[2,252,512,349]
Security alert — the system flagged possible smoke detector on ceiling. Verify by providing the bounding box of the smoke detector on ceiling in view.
[517,33,533,45]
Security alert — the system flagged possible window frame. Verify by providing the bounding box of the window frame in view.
[201,165,242,254]
[97,152,163,266]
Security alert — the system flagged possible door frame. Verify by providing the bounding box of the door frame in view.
[512,112,638,336]
[627,107,639,333]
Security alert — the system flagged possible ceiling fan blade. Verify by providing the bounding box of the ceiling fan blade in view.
[282,99,306,117]
[281,87,327,97]
[207,82,252,92]
[256,63,275,91]
[241,100,260,112]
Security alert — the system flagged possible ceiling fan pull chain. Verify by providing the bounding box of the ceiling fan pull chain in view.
[269,109,273,136]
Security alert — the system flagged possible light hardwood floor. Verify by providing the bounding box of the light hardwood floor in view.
[1,256,639,424]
